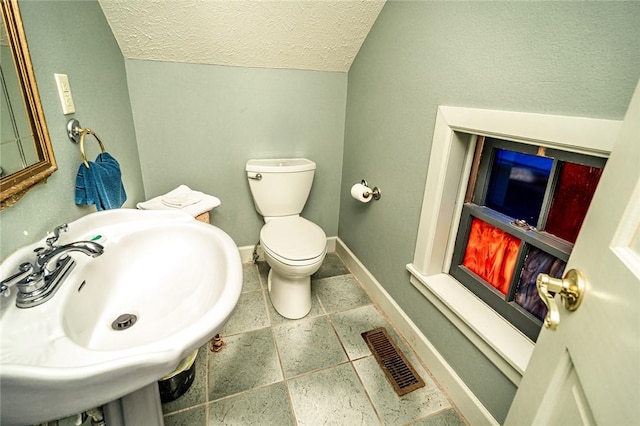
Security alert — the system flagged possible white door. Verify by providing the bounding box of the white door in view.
[505,82,640,425]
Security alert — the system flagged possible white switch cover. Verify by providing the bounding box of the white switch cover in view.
[54,73,75,115]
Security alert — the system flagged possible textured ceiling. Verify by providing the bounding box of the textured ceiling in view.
[99,1,386,72]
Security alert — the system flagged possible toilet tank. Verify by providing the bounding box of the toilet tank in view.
[246,158,316,217]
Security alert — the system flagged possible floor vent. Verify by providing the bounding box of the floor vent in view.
[361,327,425,396]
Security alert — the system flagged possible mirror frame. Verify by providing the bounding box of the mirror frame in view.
[1,0,56,210]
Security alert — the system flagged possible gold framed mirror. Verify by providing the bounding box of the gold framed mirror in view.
[1,0,56,210]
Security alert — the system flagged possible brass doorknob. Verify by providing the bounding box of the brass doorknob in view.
[536,269,586,330]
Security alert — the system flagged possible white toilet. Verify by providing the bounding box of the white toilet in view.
[246,158,327,319]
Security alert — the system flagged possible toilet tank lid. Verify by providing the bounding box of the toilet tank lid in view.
[246,158,315,173]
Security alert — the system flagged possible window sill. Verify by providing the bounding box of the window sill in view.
[406,264,534,385]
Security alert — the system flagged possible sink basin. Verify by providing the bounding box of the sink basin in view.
[0,209,242,425]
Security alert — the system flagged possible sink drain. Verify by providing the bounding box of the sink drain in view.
[112,313,137,330]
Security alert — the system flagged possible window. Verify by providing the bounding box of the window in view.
[449,137,605,341]
[408,106,618,386]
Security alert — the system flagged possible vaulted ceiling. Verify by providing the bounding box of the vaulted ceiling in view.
[99,1,386,72]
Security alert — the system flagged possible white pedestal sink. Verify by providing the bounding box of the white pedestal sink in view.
[0,209,243,425]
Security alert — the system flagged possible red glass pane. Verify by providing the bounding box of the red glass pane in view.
[545,162,603,243]
[462,218,521,295]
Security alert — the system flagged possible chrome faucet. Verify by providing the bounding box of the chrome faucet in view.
[35,241,104,276]
[0,224,104,308]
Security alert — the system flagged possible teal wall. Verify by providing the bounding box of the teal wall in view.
[0,0,144,258]
[340,1,640,422]
[125,60,346,247]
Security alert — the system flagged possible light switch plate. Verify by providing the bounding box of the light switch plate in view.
[54,73,75,115]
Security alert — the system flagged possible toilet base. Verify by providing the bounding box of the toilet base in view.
[268,269,312,319]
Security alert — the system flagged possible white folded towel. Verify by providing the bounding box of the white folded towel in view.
[161,191,201,208]
[136,185,221,217]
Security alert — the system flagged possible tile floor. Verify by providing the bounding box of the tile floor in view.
[161,253,467,426]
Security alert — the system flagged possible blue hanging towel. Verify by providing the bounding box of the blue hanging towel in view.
[75,152,127,211]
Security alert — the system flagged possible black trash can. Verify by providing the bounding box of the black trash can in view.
[158,349,198,403]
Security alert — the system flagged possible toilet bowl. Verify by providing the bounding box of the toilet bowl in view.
[246,158,327,319]
[260,216,326,319]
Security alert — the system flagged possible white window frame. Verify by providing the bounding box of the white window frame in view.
[406,106,620,385]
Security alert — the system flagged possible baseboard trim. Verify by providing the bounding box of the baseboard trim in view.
[334,238,498,426]
[237,242,258,263]
[238,236,338,264]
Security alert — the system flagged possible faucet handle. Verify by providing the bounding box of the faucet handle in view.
[46,223,68,248]
[1,262,34,295]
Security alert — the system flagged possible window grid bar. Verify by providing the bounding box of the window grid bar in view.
[505,242,529,303]
[536,159,561,230]
[464,204,572,261]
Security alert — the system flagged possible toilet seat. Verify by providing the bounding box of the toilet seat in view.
[260,217,326,265]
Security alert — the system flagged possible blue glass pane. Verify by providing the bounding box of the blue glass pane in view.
[485,149,553,225]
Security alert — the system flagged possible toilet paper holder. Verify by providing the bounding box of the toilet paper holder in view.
[359,180,381,201]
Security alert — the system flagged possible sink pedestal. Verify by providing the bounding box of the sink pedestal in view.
[103,382,164,426]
